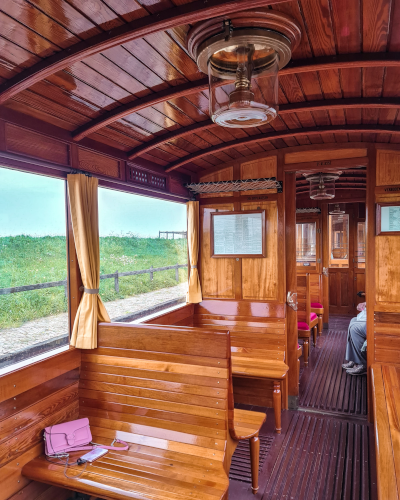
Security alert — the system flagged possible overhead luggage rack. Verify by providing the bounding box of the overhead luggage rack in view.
[185,177,283,195]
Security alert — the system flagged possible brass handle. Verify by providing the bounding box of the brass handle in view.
[287,291,298,311]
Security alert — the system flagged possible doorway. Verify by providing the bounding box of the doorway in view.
[327,203,366,316]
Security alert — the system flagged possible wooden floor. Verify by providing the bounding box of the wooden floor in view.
[229,315,377,500]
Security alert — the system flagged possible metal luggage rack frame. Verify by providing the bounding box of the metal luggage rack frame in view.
[185,177,283,195]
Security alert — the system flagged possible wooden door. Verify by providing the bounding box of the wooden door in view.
[328,205,355,315]
[328,204,365,315]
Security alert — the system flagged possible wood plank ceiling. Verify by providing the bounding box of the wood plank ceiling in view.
[0,0,398,182]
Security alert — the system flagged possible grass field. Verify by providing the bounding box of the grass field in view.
[0,235,187,328]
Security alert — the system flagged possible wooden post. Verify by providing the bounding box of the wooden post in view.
[285,171,299,405]
[322,204,329,328]
[114,270,119,292]
[175,264,179,282]
[366,145,376,422]
[150,265,153,281]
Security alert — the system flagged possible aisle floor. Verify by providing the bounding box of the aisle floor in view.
[229,315,377,500]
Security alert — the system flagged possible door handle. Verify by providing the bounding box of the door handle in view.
[287,292,298,311]
[323,267,329,277]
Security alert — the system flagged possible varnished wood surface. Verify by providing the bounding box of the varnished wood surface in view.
[0,349,80,500]
[22,323,266,500]
[371,364,400,500]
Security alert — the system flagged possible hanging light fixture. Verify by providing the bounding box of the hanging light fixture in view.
[187,11,301,128]
[303,172,342,200]
[329,204,345,215]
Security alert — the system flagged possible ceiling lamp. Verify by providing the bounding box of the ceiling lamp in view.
[187,10,301,128]
[303,172,342,200]
[329,204,346,215]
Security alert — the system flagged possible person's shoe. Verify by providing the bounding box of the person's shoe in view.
[342,360,355,369]
[346,364,367,376]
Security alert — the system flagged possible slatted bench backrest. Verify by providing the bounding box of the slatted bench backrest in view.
[297,274,311,325]
[79,323,233,468]
[298,272,323,305]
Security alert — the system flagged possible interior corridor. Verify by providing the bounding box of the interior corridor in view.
[229,316,377,500]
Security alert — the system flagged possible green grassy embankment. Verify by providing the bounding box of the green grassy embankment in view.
[0,235,187,328]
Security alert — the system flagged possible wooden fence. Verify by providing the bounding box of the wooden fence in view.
[0,263,188,297]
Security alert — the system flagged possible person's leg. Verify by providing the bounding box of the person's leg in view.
[346,321,367,375]
[342,317,360,368]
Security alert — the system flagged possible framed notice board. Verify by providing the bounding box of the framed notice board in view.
[376,203,400,235]
[210,210,266,258]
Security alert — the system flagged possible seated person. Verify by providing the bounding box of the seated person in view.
[342,301,367,375]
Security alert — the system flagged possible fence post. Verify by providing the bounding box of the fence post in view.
[150,265,153,281]
[114,270,119,293]
[64,278,68,299]
[175,264,179,282]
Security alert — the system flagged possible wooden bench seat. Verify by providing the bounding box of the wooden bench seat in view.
[146,302,289,435]
[22,324,266,499]
[371,364,400,500]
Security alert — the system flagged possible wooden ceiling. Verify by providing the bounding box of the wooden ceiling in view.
[0,0,398,178]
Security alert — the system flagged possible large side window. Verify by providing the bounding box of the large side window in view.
[0,167,68,369]
[98,188,188,321]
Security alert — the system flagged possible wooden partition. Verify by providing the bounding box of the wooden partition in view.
[368,148,400,377]
[0,349,80,500]
[194,155,292,403]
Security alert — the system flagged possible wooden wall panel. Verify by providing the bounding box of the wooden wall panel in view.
[199,167,233,198]
[285,148,367,164]
[240,156,277,195]
[376,150,400,186]
[0,350,80,500]
[77,147,120,179]
[200,204,235,299]
[5,124,69,165]
[374,312,400,365]
[376,236,400,305]
[241,200,278,300]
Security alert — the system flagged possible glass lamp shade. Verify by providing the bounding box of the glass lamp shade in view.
[304,172,341,200]
[208,44,279,128]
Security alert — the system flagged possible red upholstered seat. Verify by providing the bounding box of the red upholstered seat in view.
[310,312,318,321]
[311,302,323,308]
[298,321,310,331]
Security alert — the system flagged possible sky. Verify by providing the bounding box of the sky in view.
[0,167,187,237]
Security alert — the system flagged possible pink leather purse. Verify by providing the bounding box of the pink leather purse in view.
[44,418,129,456]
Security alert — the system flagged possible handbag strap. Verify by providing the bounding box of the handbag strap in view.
[65,439,129,453]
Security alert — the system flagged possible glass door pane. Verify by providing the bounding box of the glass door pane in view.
[356,222,366,268]
[296,222,317,268]
[329,214,349,268]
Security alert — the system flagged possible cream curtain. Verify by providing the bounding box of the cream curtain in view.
[186,201,202,303]
[68,174,110,349]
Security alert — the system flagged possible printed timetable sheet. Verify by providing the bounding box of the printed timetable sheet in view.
[213,212,263,255]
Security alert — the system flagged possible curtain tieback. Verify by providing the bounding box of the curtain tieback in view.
[79,286,99,294]
[191,265,197,269]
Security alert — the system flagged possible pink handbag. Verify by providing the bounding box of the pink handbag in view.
[44,418,129,456]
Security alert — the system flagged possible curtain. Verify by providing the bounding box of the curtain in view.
[68,174,110,349]
[186,201,202,303]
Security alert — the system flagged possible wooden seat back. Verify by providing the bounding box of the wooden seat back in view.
[145,300,287,409]
[79,323,235,476]
[297,272,323,306]
[297,274,311,326]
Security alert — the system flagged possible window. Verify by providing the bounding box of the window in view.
[296,222,317,268]
[0,167,68,369]
[329,214,349,268]
[357,222,366,268]
[98,188,188,322]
